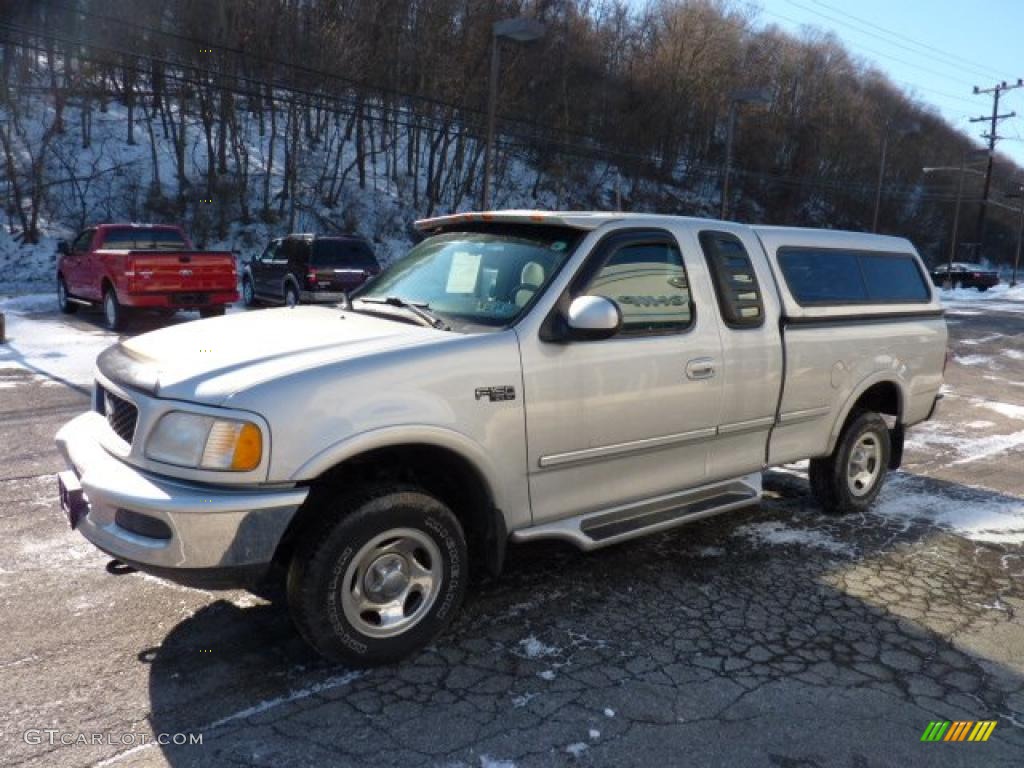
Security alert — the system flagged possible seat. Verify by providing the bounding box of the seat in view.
[514,261,546,307]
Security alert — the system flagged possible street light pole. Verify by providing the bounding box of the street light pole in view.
[923,151,988,287]
[482,32,500,211]
[720,87,772,221]
[481,17,546,211]
[720,100,738,221]
[1006,185,1024,287]
[871,130,889,233]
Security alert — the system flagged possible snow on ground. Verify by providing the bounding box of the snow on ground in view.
[905,416,1024,466]
[874,473,1024,545]
[733,520,855,556]
[517,635,560,660]
[939,283,1024,314]
[0,293,115,388]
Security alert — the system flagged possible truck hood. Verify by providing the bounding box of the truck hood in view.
[100,306,445,404]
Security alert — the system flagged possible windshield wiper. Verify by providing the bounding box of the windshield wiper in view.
[356,296,451,331]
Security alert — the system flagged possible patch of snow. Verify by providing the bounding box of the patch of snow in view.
[0,294,114,386]
[538,670,556,681]
[479,757,516,768]
[604,708,616,718]
[906,420,1024,465]
[733,521,854,556]
[874,474,1024,544]
[565,743,588,758]
[518,635,560,659]
[511,692,539,708]
[954,354,996,368]
[1003,349,1024,361]
[695,546,725,557]
[588,729,601,740]
[964,420,996,429]
[977,401,1024,420]
[206,671,363,729]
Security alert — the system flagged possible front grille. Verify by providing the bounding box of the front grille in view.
[97,385,139,444]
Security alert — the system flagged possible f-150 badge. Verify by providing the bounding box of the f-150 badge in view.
[475,386,516,402]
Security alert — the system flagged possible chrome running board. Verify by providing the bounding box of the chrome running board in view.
[511,474,761,551]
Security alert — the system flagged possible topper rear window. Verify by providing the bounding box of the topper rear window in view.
[777,248,930,306]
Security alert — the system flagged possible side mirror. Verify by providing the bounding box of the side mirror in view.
[57,240,70,256]
[566,295,622,341]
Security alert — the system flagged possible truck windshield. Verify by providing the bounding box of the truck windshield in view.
[103,228,187,250]
[353,226,581,328]
[312,239,378,269]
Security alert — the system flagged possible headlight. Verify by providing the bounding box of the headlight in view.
[146,412,263,471]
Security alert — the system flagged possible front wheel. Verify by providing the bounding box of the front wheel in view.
[286,484,467,665]
[977,285,990,292]
[809,411,891,515]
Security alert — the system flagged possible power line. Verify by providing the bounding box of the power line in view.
[755,5,977,89]
[785,0,1005,83]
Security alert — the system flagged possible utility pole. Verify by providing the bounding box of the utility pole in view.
[1007,184,1024,286]
[969,79,1022,250]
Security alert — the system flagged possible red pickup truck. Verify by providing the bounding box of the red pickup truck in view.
[56,224,238,330]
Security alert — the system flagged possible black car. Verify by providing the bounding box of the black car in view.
[242,234,380,307]
[930,262,1000,291]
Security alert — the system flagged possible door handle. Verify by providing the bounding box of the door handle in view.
[686,357,716,380]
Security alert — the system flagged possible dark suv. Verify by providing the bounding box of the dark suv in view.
[242,234,380,307]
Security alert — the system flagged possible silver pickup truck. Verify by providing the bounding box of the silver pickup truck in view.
[56,211,947,664]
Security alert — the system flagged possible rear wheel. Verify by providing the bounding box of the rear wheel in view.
[284,284,299,308]
[57,275,77,314]
[199,306,226,319]
[809,411,891,515]
[286,484,467,665]
[977,285,989,292]
[102,286,126,331]
[242,275,258,307]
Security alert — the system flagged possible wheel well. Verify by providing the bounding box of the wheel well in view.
[841,381,904,469]
[849,381,901,423]
[274,444,505,577]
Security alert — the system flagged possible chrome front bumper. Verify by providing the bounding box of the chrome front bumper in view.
[55,412,308,574]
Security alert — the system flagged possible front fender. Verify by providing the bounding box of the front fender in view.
[289,425,507,514]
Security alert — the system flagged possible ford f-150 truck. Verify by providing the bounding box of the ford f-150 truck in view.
[56,223,238,330]
[55,211,947,664]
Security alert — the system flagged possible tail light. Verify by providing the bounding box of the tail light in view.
[306,268,318,287]
[972,272,981,278]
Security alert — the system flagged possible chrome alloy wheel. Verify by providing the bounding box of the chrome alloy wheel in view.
[340,528,442,639]
[847,432,882,497]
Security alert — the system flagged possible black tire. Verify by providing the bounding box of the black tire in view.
[809,411,891,515]
[57,275,77,314]
[286,484,468,665]
[977,285,989,292]
[284,283,299,308]
[102,286,126,331]
[199,306,226,318]
[242,275,259,307]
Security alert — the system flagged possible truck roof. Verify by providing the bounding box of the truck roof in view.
[414,210,914,251]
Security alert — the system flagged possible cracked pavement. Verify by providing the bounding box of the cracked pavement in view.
[0,302,1022,767]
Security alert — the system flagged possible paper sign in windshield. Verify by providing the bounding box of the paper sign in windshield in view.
[446,251,482,293]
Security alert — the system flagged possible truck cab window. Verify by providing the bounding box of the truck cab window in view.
[699,231,764,328]
[584,240,693,335]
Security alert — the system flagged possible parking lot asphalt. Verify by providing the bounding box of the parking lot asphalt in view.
[0,300,1022,768]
